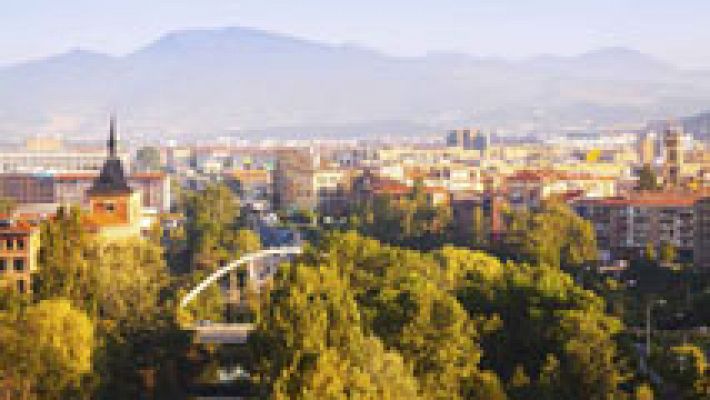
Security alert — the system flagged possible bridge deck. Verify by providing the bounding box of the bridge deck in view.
[190,323,255,344]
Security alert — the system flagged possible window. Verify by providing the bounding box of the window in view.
[16,279,25,294]
[16,239,24,250]
[6,239,13,250]
[13,259,24,272]
[104,202,116,212]
[0,259,5,272]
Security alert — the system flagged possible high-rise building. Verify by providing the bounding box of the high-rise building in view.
[638,131,657,165]
[446,128,490,158]
[446,128,480,149]
[273,147,352,214]
[663,125,684,187]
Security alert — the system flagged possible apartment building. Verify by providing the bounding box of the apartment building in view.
[224,169,272,203]
[695,197,710,269]
[373,163,484,193]
[354,173,450,207]
[0,149,130,173]
[451,192,506,243]
[0,219,40,294]
[575,192,700,262]
[274,148,352,214]
[506,170,617,210]
[0,171,171,212]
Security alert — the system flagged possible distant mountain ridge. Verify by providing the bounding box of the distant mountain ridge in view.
[1,26,710,139]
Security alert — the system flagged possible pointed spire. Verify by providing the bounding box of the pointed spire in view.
[108,115,117,158]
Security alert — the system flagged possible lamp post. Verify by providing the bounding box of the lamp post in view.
[646,298,667,357]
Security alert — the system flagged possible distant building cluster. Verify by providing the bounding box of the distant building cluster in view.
[0,120,709,293]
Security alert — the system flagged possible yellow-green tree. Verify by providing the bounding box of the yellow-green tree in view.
[0,197,15,215]
[634,383,654,400]
[498,201,597,269]
[657,345,710,399]
[35,206,99,314]
[249,264,422,399]
[0,299,94,399]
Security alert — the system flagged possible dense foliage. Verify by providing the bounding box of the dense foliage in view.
[495,201,598,269]
[638,165,660,191]
[352,180,453,250]
[0,197,15,215]
[351,186,597,270]
[249,231,628,399]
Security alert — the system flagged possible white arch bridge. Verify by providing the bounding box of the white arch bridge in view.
[179,245,303,309]
[180,246,303,344]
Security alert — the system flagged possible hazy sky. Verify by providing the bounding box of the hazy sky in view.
[3,0,710,68]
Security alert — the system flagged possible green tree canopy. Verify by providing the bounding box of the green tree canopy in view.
[0,197,16,215]
[352,179,452,250]
[0,299,94,399]
[497,201,598,269]
[638,165,660,191]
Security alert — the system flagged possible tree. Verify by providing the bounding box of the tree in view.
[181,184,253,270]
[644,242,657,265]
[249,264,421,399]
[302,232,504,400]
[656,345,710,399]
[659,241,676,265]
[638,165,659,191]
[35,206,99,315]
[89,240,184,399]
[91,240,170,327]
[34,206,191,398]
[497,201,597,269]
[634,383,654,400]
[0,299,94,399]
[354,179,452,249]
[470,203,489,249]
[553,310,625,399]
[0,197,15,215]
[176,270,225,325]
[288,338,422,400]
[455,250,626,399]
[250,230,628,399]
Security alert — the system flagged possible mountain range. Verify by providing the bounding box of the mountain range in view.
[2,26,710,140]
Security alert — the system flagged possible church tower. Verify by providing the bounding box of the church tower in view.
[86,117,142,239]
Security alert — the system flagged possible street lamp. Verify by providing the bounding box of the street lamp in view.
[646,298,667,357]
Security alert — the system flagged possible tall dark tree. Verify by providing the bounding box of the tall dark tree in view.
[638,164,660,190]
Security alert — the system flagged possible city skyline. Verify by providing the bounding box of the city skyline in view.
[3,0,710,69]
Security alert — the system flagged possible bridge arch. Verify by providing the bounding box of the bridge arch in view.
[179,246,302,309]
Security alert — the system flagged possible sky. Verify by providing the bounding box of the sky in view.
[2,0,710,68]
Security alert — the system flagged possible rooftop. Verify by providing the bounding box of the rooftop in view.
[577,191,706,207]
